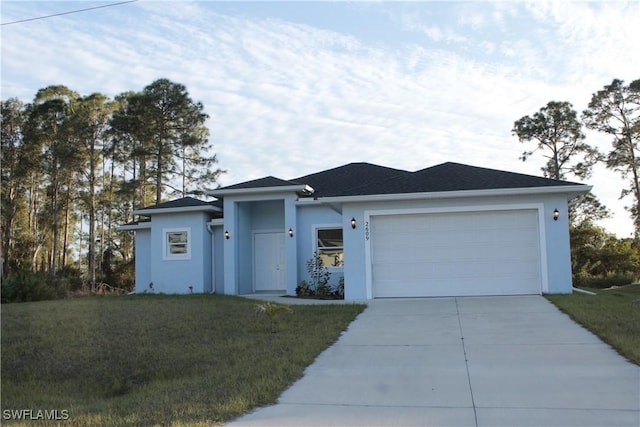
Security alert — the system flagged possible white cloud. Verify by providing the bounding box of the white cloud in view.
[1,1,637,237]
[400,12,467,44]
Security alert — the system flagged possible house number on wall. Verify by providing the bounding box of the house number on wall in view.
[364,221,370,240]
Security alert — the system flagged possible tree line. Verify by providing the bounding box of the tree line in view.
[513,78,640,287]
[1,78,224,292]
[1,77,637,300]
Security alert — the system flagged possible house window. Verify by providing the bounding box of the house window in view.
[164,228,191,260]
[317,228,344,267]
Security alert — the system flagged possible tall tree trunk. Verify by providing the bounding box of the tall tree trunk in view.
[2,186,16,276]
[182,145,187,197]
[0,222,7,278]
[89,200,96,290]
[618,111,640,237]
[552,140,561,180]
[139,154,146,209]
[123,167,131,224]
[626,137,640,237]
[156,149,162,204]
[131,152,136,211]
[99,154,106,282]
[31,244,41,271]
[89,147,97,291]
[47,247,53,279]
[108,158,115,244]
[78,214,83,272]
[61,175,74,268]
[50,182,59,281]
[28,174,39,271]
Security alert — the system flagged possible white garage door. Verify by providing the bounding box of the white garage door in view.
[371,210,542,297]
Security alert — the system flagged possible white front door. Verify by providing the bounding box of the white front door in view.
[254,232,286,291]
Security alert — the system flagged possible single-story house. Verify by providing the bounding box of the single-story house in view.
[119,162,590,300]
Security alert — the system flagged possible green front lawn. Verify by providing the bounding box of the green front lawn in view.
[546,284,640,365]
[1,295,366,426]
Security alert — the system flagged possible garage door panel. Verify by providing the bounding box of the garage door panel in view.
[371,210,542,297]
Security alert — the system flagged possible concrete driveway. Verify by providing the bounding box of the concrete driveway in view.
[228,296,640,427]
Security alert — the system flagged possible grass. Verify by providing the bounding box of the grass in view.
[546,284,640,365]
[1,294,366,426]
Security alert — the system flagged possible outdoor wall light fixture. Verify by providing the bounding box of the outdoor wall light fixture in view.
[351,217,357,229]
[288,228,294,237]
[553,209,560,221]
[224,230,230,239]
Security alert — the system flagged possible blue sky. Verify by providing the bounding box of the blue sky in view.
[2,1,638,237]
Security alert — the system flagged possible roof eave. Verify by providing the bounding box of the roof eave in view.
[295,185,592,205]
[208,184,314,197]
[132,205,221,216]
[117,222,151,231]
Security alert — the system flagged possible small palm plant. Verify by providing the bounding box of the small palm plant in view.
[255,302,293,333]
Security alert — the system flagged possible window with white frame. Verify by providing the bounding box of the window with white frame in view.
[316,228,344,267]
[164,228,191,260]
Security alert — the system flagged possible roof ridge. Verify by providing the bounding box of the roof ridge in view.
[291,162,412,197]
[217,175,300,190]
[137,196,213,211]
[215,161,588,200]
[294,162,386,178]
[416,162,583,185]
[336,168,410,195]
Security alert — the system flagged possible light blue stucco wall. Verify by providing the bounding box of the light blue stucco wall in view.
[212,223,225,294]
[251,200,284,230]
[541,195,572,293]
[237,202,253,294]
[222,194,297,295]
[335,193,574,300]
[221,191,575,300]
[134,228,151,293]
[296,205,344,290]
[341,204,367,300]
[133,190,575,300]
[284,197,298,295]
[222,198,237,295]
[148,211,212,294]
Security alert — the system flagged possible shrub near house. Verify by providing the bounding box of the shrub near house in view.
[296,252,344,299]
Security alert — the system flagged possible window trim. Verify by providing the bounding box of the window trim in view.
[163,227,191,261]
[313,224,344,269]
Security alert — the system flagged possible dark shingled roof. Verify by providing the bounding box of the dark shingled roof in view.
[412,162,581,191]
[347,162,582,196]
[217,176,304,190]
[120,218,151,227]
[186,162,587,205]
[137,196,220,212]
[293,162,584,198]
[292,163,410,198]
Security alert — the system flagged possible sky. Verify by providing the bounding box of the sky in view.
[1,0,638,238]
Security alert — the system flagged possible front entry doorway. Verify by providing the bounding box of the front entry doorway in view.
[253,232,285,292]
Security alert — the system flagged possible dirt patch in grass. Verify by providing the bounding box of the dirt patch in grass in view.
[1,295,366,426]
[546,284,640,365]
